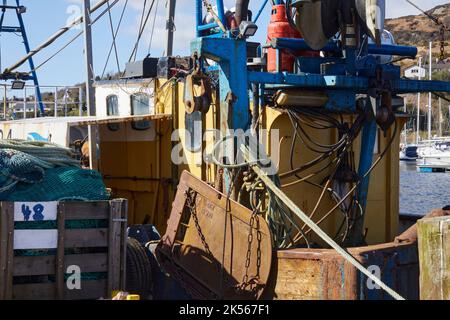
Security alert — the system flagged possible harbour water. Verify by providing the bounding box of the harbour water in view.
[400,162,450,216]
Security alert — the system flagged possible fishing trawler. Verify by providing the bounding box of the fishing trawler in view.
[1,0,450,301]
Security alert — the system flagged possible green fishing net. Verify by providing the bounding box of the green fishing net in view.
[0,140,109,201]
[2,166,109,201]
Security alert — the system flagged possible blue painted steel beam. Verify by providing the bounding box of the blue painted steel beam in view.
[248,71,370,91]
[270,38,418,58]
[0,74,33,80]
[216,0,226,26]
[392,79,450,93]
[192,37,250,131]
[248,72,450,94]
[196,0,227,35]
[0,5,20,10]
[369,44,417,58]
[253,0,269,23]
[191,37,251,191]
[14,0,44,115]
[354,116,378,245]
[0,26,22,33]
[198,22,219,32]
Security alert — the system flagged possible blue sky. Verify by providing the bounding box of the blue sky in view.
[0,0,448,86]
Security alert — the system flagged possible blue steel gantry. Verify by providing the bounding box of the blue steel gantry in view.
[0,0,44,115]
[192,0,450,245]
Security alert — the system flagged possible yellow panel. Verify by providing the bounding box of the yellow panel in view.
[98,77,403,245]
[264,107,403,245]
[98,80,217,232]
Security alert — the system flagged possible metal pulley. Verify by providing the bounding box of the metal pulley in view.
[184,72,213,115]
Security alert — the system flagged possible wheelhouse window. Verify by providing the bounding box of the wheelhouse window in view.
[106,95,120,131]
[130,93,151,130]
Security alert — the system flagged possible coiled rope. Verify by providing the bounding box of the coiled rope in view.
[0,140,81,195]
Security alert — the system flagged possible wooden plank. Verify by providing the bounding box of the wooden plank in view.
[66,253,109,273]
[120,200,128,290]
[56,203,66,299]
[13,202,58,221]
[13,253,109,276]
[65,228,108,248]
[62,201,109,220]
[5,202,14,299]
[0,203,9,299]
[108,200,120,296]
[13,230,58,250]
[64,280,108,300]
[418,216,450,300]
[13,256,55,276]
[13,280,108,300]
[13,283,56,300]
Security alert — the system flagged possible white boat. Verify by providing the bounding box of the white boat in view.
[399,145,419,162]
[416,141,450,172]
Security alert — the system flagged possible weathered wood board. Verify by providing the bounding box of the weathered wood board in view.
[0,200,127,300]
[418,216,450,300]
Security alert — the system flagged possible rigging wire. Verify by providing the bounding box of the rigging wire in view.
[148,0,160,55]
[29,0,121,75]
[127,0,156,64]
[101,0,129,78]
[106,0,121,73]
[0,7,4,71]
[404,0,449,61]
[134,0,148,62]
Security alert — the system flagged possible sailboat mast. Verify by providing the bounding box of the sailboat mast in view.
[417,57,422,144]
[165,0,176,56]
[428,41,432,141]
[439,97,442,137]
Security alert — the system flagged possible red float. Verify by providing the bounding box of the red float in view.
[267,5,318,73]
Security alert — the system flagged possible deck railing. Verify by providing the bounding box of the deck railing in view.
[0,84,86,120]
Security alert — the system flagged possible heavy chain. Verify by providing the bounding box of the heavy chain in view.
[186,187,264,298]
[182,189,221,299]
[236,207,262,294]
[186,189,215,257]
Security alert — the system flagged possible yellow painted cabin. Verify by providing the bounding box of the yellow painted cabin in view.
[92,77,404,245]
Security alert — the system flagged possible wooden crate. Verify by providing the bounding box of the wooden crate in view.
[0,199,127,300]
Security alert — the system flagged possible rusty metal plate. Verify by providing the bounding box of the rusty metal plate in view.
[265,241,419,300]
[156,171,273,300]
